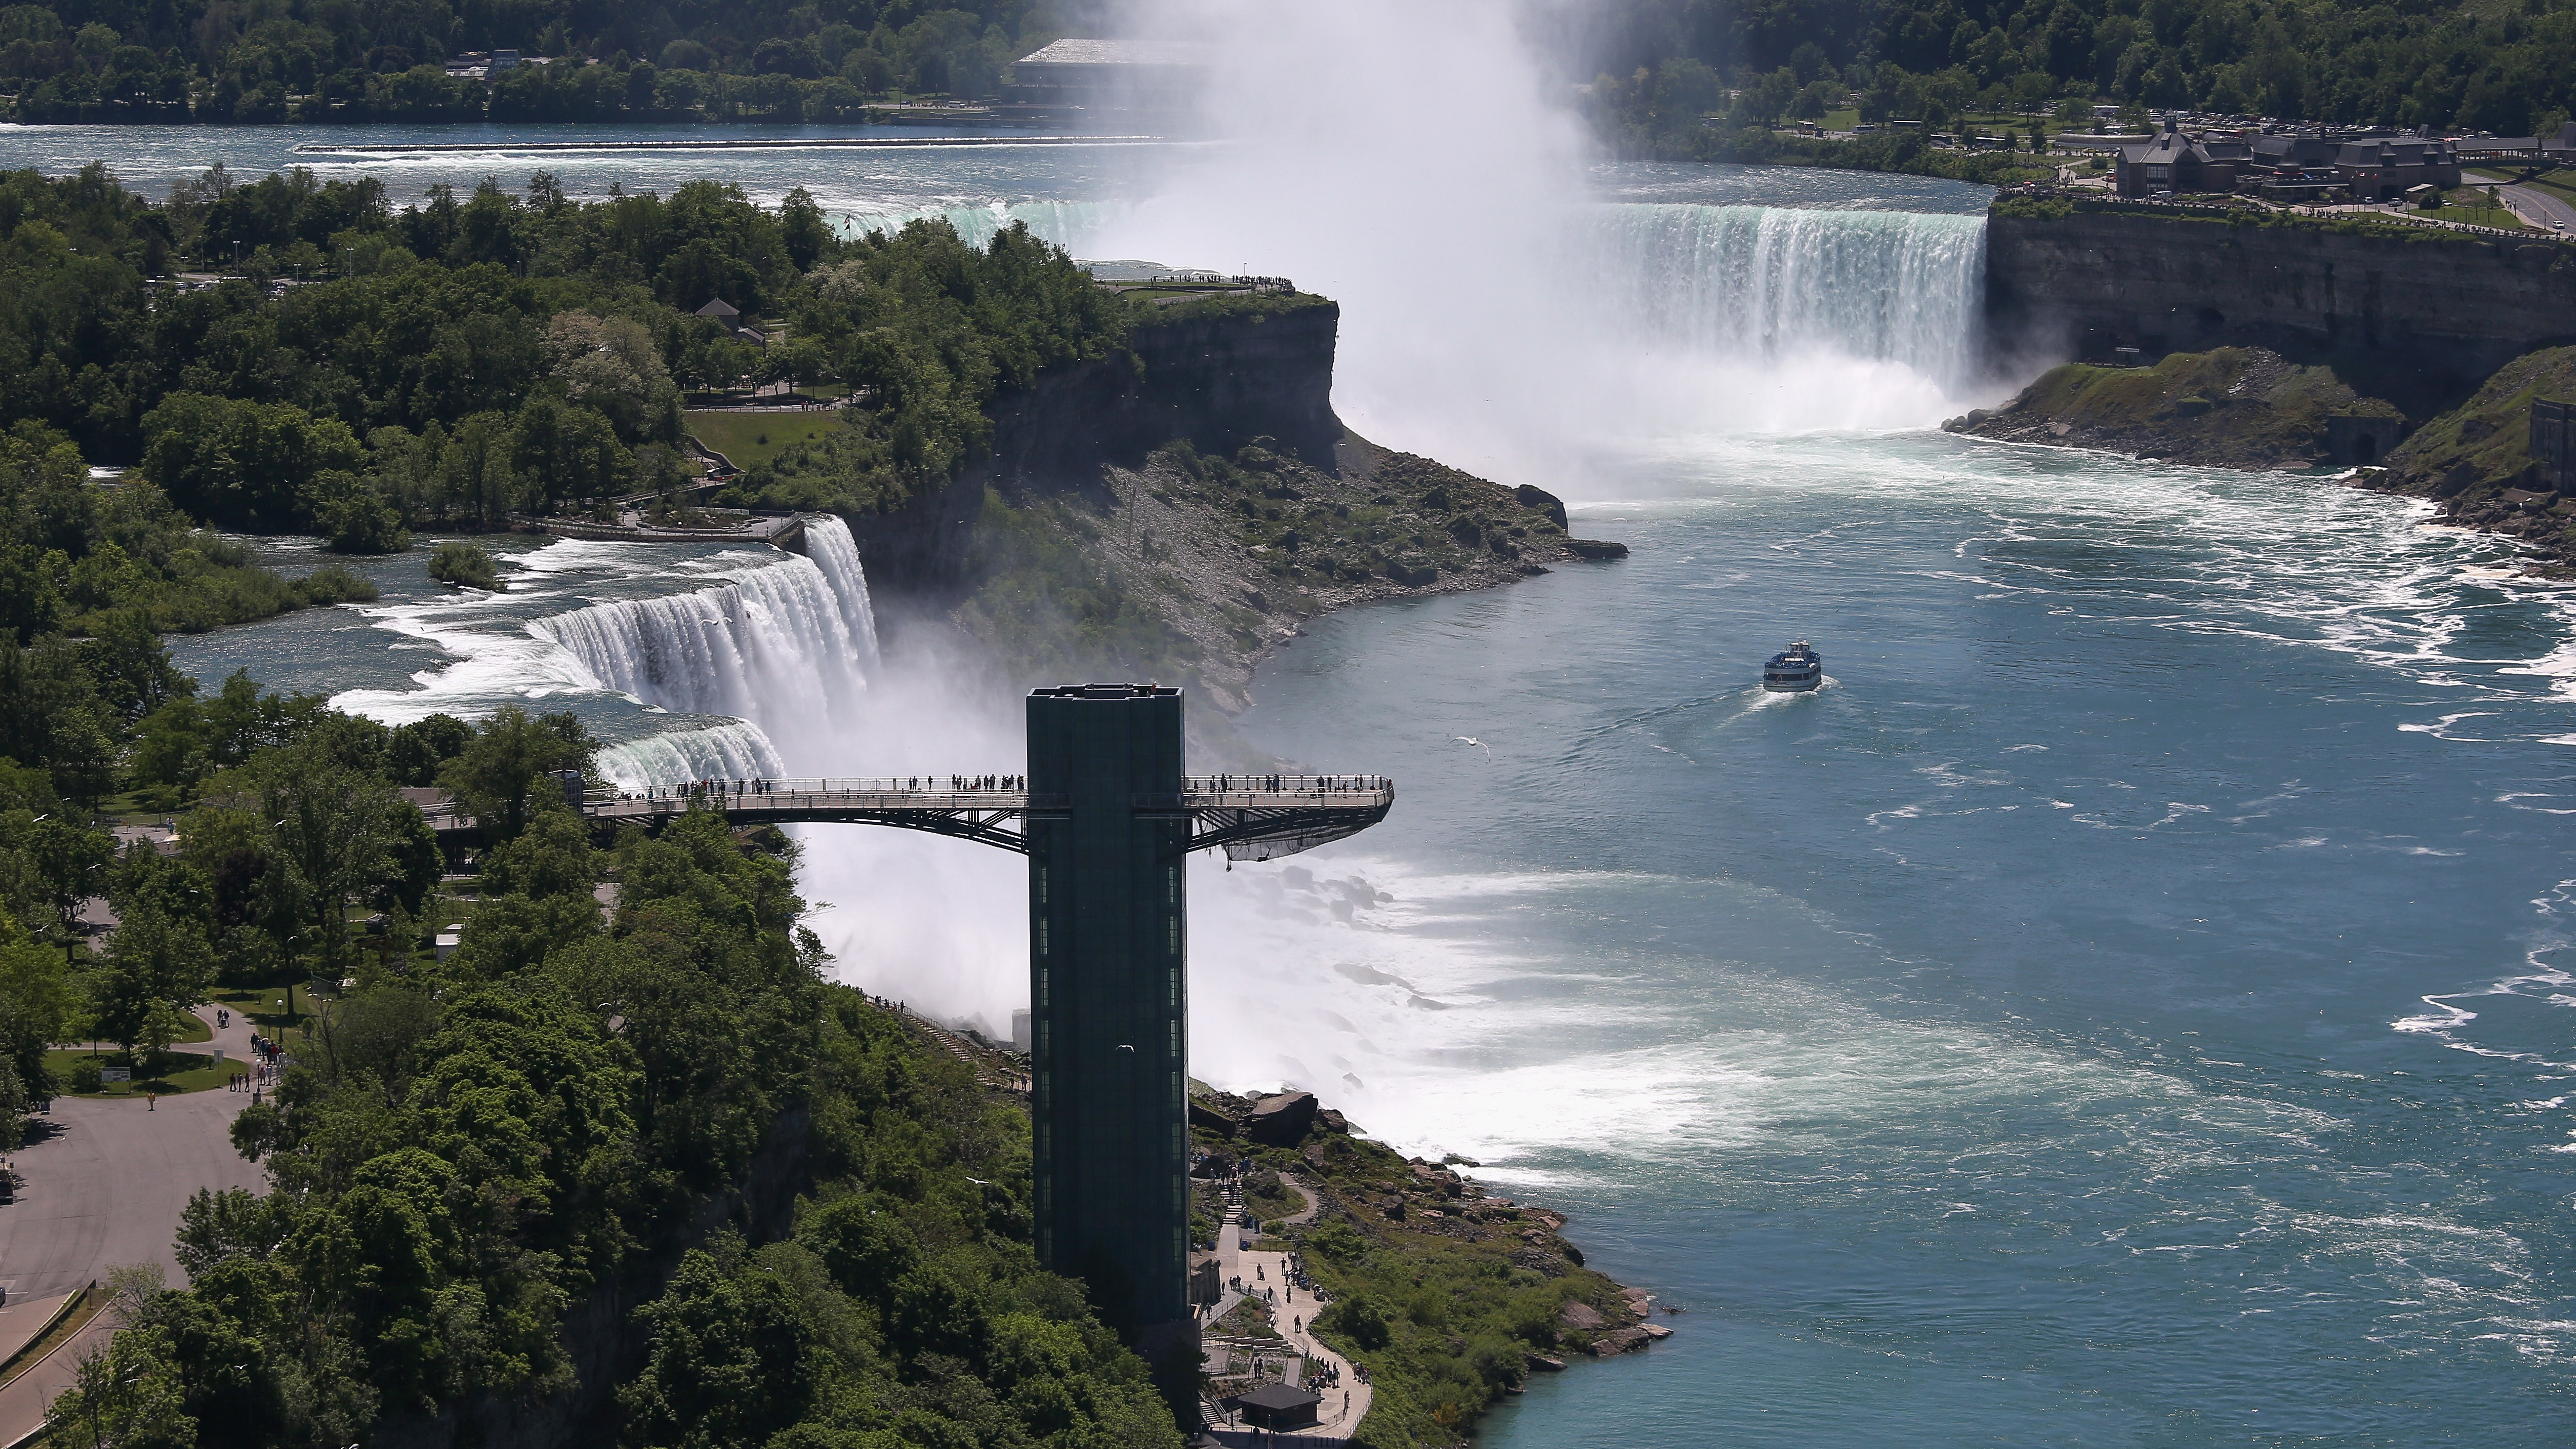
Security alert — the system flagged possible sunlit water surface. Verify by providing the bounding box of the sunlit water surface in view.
[11,125,2574,1443]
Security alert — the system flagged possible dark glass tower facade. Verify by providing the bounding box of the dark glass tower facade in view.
[1023,684,1190,1344]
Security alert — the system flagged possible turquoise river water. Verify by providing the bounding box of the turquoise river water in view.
[8,123,2575,1444]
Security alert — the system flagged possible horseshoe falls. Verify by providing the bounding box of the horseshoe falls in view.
[1594,204,1986,398]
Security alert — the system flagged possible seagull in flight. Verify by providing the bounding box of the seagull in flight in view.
[1453,736,1492,758]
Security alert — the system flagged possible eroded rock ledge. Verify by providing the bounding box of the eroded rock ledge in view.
[1942,346,2400,470]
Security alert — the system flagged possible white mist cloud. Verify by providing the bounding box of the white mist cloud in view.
[1088,0,2000,488]
[1094,0,1600,480]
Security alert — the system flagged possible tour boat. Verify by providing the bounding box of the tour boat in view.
[1763,641,1824,692]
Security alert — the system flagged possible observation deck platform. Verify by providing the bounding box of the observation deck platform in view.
[427,774,1394,861]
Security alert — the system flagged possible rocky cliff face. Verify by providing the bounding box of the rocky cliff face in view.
[837,300,1626,725]
[2357,345,2576,570]
[1944,346,2402,468]
[1985,204,2576,402]
[843,303,1343,598]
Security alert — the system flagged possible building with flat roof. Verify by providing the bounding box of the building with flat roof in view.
[1232,1382,1322,1431]
[1009,37,1207,108]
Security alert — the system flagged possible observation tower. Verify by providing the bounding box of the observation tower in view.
[432,684,1393,1362]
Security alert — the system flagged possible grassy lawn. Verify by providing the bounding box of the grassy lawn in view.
[2425,203,2525,229]
[683,409,847,470]
[47,1046,240,1095]
[2467,166,2576,208]
[211,983,320,1041]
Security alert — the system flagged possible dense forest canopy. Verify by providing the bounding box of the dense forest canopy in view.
[0,162,1132,543]
[1553,0,2576,148]
[0,0,2563,132]
[0,671,1183,1449]
[0,0,1091,121]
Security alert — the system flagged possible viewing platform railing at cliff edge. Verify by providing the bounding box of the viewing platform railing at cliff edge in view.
[422,774,1394,861]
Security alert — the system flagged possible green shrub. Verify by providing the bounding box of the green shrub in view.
[68,1059,101,1092]
[292,565,379,606]
[1323,1294,1391,1351]
[426,542,503,592]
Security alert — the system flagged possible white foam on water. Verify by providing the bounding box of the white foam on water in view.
[595,721,787,790]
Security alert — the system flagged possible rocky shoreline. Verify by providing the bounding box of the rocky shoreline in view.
[1942,346,2399,471]
[1049,431,1630,718]
[1946,345,2576,576]
[1188,1084,1671,1443]
[831,302,1630,729]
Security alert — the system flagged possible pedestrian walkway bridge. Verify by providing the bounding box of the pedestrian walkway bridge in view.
[428,774,1395,861]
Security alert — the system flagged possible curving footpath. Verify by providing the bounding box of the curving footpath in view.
[1207,1178,1371,1446]
[0,1006,264,1445]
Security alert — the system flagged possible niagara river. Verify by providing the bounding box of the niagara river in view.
[18,120,2576,1442]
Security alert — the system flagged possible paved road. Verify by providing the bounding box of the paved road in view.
[2498,181,2576,232]
[0,1311,113,1447]
[0,1290,74,1365]
[0,1013,263,1445]
[0,1085,264,1301]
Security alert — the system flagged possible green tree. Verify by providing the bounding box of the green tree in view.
[0,912,74,1094]
[11,814,115,949]
[477,810,595,901]
[307,471,410,555]
[759,336,833,396]
[137,394,364,533]
[425,542,501,592]
[46,1322,196,1449]
[92,903,213,1061]
[138,998,188,1075]
[619,1246,825,1449]
[436,707,594,844]
[257,750,401,979]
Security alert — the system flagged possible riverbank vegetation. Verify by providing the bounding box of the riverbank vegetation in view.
[1572,0,2576,142]
[0,0,1061,125]
[1191,1090,1655,1449]
[2362,345,2576,569]
[0,162,1145,546]
[1944,346,2403,468]
[38,682,1183,1449]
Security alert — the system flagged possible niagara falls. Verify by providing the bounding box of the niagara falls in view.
[4,0,2575,1444]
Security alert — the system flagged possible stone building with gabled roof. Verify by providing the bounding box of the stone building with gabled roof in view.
[2334,134,2460,201]
[2116,120,2241,197]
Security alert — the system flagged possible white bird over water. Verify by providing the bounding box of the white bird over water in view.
[1454,736,1492,758]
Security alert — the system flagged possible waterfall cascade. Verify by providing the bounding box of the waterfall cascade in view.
[533,517,877,764]
[595,720,787,791]
[842,199,1122,251]
[1593,203,1988,396]
[802,514,883,675]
